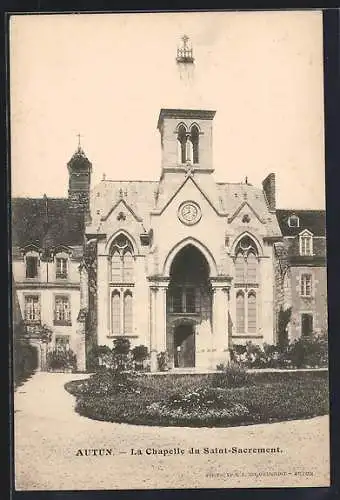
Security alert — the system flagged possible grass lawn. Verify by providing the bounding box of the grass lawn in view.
[65,369,329,427]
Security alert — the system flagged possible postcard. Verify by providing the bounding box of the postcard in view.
[11,10,329,490]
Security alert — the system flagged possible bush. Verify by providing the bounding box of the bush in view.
[146,387,250,425]
[131,345,149,371]
[72,368,140,396]
[47,348,77,372]
[67,370,328,427]
[157,351,169,371]
[112,338,132,371]
[29,323,53,343]
[230,333,328,369]
[230,342,267,368]
[287,333,328,368]
[213,362,251,388]
[14,339,38,386]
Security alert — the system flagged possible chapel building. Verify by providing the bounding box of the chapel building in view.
[11,37,327,372]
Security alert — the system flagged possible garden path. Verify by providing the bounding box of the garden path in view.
[14,372,330,490]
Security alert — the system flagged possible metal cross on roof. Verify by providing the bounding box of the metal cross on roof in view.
[182,34,189,46]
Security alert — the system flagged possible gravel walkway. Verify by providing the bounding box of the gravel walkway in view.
[14,372,330,490]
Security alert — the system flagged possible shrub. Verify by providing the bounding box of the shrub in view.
[157,351,169,371]
[112,338,132,371]
[29,323,53,343]
[67,370,328,427]
[230,344,247,364]
[88,345,113,368]
[167,387,226,411]
[14,339,38,386]
[212,362,251,388]
[47,348,77,372]
[287,332,328,368]
[230,334,329,370]
[261,343,289,369]
[131,345,149,371]
[145,387,250,425]
[75,368,140,396]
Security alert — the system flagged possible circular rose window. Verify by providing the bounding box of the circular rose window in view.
[178,201,202,226]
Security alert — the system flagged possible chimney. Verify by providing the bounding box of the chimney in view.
[262,173,276,212]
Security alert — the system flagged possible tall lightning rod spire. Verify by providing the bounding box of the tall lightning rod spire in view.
[77,133,82,151]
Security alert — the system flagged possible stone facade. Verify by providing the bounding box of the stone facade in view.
[276,210,327,341]
[11,109,327,372]
[83,107,289,371]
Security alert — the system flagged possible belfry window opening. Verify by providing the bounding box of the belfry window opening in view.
[177,125,199,165]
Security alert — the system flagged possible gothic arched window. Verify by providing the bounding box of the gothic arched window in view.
[110,234,135,283]
[234,236,259,285]
[110,234,135,336]
[234,236,259,334]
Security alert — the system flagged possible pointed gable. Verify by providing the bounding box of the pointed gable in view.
[227,200,266,224]
[152,174,227,216]
[101,198,143,223]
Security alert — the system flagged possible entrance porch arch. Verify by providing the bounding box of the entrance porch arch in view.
[165,242,213,369]
[163,237,218,277]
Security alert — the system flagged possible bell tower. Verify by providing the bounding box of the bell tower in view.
[157,36,216,177]
[157,108,216,175]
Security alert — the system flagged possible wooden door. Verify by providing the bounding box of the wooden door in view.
[174,324,195,368]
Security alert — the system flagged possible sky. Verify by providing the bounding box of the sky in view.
[10,11,325,209]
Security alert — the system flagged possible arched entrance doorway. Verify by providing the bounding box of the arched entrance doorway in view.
[174,322,195,368]
[166,244,212,368]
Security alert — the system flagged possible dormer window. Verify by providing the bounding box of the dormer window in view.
[53,248,71,279]
[299,230,313,256]
[288,215,299,228]
[26,256,38,278]
[56,257,68,279]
